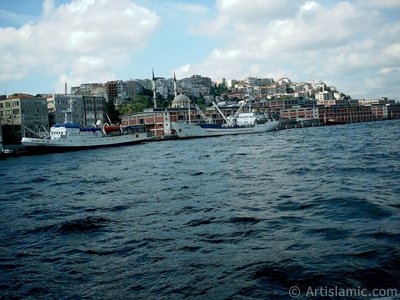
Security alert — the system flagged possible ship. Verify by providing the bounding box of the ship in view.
[171,101,279,138]
[21,101,148,153]
[21,123,148,153]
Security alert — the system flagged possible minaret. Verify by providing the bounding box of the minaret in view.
[152,68,157,109]
[173,72,178,97]
[65,82,67,95]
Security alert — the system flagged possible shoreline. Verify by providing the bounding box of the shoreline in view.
[1,118,399,159]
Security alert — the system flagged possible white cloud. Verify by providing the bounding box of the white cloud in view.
[187,0,400,99]
[42,0,54,17]
[360,0,400,9]
[189,14,230,36]
[300,1,320,12]
[0,0,160,92]
[175,64,191,79]
[191,0,299,38]
[215,0,298,20]
[170,2,209,13]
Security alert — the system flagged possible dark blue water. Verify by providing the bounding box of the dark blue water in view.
[1,120,400,299]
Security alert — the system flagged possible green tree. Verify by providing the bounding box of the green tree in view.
[211,84,228,96]
[104,100,120,123]
[118,95,152,115]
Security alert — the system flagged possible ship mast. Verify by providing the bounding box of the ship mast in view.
[212,102,229,124]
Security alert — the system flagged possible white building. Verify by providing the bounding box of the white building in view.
[316,91,332,102]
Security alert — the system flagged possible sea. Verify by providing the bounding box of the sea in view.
[1,120,399,299]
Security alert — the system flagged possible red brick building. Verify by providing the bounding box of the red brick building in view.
[281,107,319,121]
[318,106,374,124]
[121,107,239,137]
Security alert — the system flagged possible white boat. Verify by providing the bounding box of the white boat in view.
[21,100,147,153]
[171,101,279,138]
[21,123,148,153]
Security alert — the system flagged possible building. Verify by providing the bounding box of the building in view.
[178,75,212,98]
[121,75,239,139]
[316,91,333,102]
[105,80,127,102]
[171,94,191,108]
[318,105,374,124]
[215,78,226,86]
[0,95,49,144]
[281,107,319,122]
[121,103,243,138]
[245,77,258,86]
[153,77,169,100]
[49,94,106,126]
[371,104,388,120]
[226,79,238,89]
[71,83,105,96]
[126,80,144,101]
[387,103,400,119]
[121,105,207,137]
[0,115,3,150]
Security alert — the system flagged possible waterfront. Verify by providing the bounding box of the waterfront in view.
[1,120,399,299]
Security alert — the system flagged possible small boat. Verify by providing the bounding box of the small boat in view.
[103,124,121,134]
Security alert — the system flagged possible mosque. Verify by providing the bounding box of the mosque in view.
[150,70,191,109]
[120,72,237,138]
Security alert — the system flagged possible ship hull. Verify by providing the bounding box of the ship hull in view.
[171,121,279,138]
[22,132,148,153]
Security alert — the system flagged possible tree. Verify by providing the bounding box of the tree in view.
[104,100,120,124]
[211,84,228,96]
[117,95,152,115]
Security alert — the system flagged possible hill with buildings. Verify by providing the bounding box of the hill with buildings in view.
[0,74,399,144]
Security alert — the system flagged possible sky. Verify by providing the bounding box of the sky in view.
[0,0,399,99]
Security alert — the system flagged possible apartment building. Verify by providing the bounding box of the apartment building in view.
[49,94,106,126]
[71,83,105,96]
[0,95,49,144]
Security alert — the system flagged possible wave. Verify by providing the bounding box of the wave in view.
[58,216,110,234]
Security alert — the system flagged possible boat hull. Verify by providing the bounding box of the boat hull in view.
[171,121,279,138]
[22,132,148,153]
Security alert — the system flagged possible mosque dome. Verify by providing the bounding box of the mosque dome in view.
[171,93,191,108]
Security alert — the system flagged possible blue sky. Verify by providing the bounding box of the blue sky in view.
[0,0,399,100]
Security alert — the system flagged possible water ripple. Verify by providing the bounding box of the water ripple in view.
[0,120,399,298]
